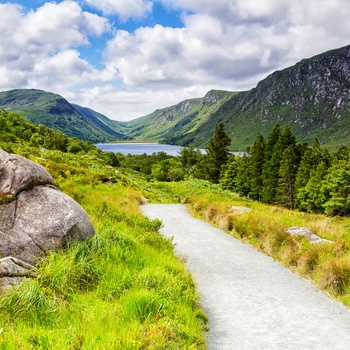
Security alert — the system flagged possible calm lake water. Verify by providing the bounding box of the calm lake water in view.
[95,143,184,156]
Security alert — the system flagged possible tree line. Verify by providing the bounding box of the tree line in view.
[218,124,350,216]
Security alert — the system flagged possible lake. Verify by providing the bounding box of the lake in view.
[95,143,184,156]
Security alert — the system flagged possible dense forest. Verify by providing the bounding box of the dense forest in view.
[219,125,350,216]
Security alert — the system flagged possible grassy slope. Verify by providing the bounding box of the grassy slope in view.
[0,145,207,349]
[0,89,126,143]
[124,91,237,146]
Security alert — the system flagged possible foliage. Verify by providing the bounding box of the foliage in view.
[220,124,350,216]
[0,89,127,142]
[196,123,231,183]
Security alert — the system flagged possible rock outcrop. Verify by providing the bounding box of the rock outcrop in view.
[287,226,333,244]
[0,150,96,289]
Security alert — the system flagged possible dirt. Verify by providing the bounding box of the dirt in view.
[141,204,350,350]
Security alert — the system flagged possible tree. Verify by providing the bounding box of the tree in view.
[249,133,265,200]
[234,154,251,197]
[220,155,240,191]
[276,146,298,209]
[321,160,350,216]
[201,123,231,183]
[151,158,184,182]
[296,162,328,213]
[261,125,282,203]
[294,137,330,209]
[178,146,202,172]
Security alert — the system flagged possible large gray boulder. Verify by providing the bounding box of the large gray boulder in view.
[0,151,96,287]
[0,150,54,197]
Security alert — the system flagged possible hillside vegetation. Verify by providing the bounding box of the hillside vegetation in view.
[127,45,350,150]
[0,89,128,143]
[2,109,350,348]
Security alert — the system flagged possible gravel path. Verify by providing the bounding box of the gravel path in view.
[141,204,350,350]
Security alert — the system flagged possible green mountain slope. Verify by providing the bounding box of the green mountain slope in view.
[124,90,237,145]
[128,44,350,150]
[0,89,128,143]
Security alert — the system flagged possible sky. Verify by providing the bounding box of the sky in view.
[0,1,350,122]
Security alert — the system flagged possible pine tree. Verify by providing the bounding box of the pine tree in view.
[276,146,298,209]
[249,134,265,200]
[296,162,328,213]
[294,137,331,209]
[261,125,282,203]
[235,154,251,197]
[220,155,240,191]
[201,122,231,183]
[321,160,350,216]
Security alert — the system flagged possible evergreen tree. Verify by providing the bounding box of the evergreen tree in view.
[201,122,231,183]
[294,137,330,209]
[321,159,350,216]
[220,155,240,191]
[296,162,328,213]
[276,146,298,209]
[235,154,251,197]
[279,125,296,150]
[333,145,349,161]
[248,134,265,200]
[261,125,282,203]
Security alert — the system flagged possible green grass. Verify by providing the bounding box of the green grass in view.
[0,148,207,349]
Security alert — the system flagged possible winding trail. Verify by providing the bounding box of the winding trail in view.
[141,204,350,350]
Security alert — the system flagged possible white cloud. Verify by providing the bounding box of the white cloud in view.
[84,0,153,19]
[105,0,350,92]
[2,1,350,122]
[0,2,113,91]
[66,83,224,121]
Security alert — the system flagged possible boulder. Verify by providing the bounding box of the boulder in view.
[0,150,54,196]
[0,257,34,277]
[0,185,96,265]
[230,206,252,213]
[0,151,96,288]
[287,226,332,244]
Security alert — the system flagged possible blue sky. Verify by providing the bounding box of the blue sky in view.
[0,0,350,121]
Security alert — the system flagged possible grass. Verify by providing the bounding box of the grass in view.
[0,148,207,349]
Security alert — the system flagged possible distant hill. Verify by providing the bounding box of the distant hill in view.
[124,90,237,144]
[126,44,350,150]
[0,89,128,143]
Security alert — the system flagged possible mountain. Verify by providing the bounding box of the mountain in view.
[127,44,350,151]
[124,90,238,144]
[0,89,128,143]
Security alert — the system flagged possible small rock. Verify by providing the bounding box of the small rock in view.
[287,226,332,244]
[230,206,252,213]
